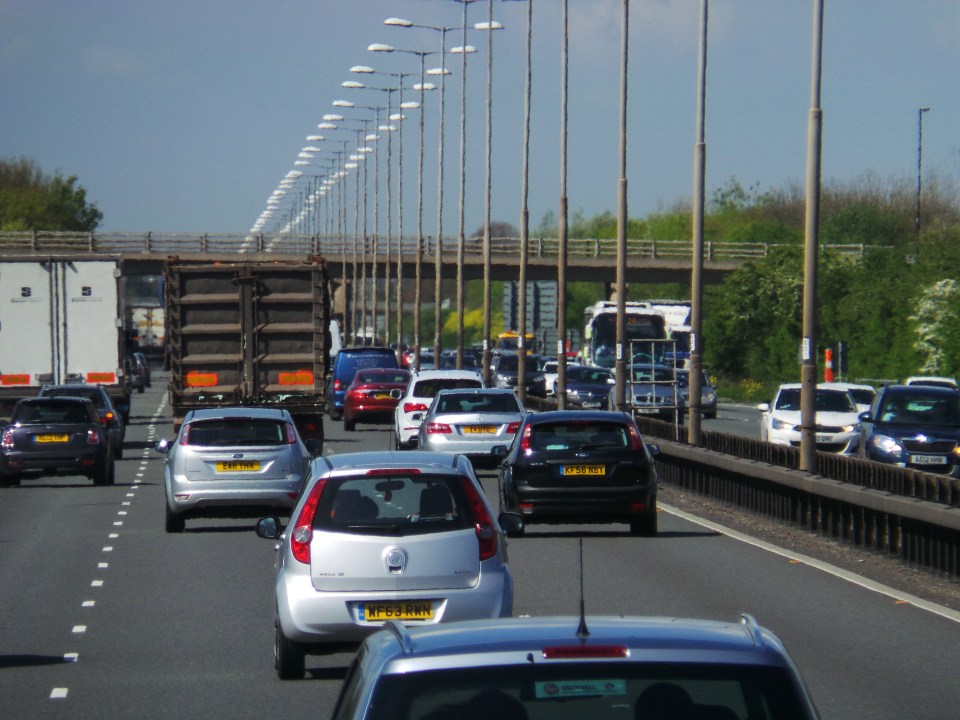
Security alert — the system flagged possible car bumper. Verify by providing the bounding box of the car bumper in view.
[1,451,107,476]
[508,486,656,524]
[276,563,513,645]
[767,429,859,454]
[165,476,303,515]
[418,436,513,466]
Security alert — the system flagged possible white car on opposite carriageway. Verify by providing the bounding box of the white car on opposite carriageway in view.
[758,383,862,454]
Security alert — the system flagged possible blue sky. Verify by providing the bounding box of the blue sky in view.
[1,0,958,235]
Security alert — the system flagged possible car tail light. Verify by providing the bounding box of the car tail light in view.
[506,421,521,434]
[347,388,365,399]
[542,645,629,659]
[290,478,327,564]
[458,476,498,561]
[404,402,428,413]
[626,423,645,451]
[179,424,191,446]
[518,425,532,452]
[285,423,297,444]
[1,429,14,450]
[86,429,100,445]
[334,379,343,391]
[425,422,452,435]
[366,468,421,475]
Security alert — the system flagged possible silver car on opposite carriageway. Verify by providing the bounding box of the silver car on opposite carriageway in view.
[255,450,514,679]
[416,388,525,468]
[155,407,321,533]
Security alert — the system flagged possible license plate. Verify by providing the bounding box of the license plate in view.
[815,434,833,443]
[215,460,260,472]
[373,393,391,400]
[463,425,497,434]
[562,465,605,476]
[911,454,947,466]
[35,434,69,443]
[582,401,602,408]
[360,601,434,622]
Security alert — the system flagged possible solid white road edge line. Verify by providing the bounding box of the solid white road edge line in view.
[658,502,960,625]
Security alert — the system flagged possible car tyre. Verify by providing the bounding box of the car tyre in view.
[165,505,186,533]
[0,474,20,488]
[275,621,305,680]
[93,460,115,486]
[630,510,658,537]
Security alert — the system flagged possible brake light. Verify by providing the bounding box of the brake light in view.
[291,478,327,564]
[458,476,497,561]
[86,429,100,445]
[285,423,297,444]
[348,388,365,399]
[542,645,630,659]
[1,429,14,450]
[626,423,645,451]
[366,468,421,475]
[334,379,343,391]
[404,402,428,413]
[506,421,521,434]
[425,422,452,435]
[518,425,532,452]
[179,424,191,446]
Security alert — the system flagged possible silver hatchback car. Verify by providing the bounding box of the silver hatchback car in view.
[256,450,514,679]
[331,615,821,720]
[417,388,525,468]
[155,407,318,533]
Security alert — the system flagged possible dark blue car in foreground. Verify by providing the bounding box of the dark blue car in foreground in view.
[858,384,960,476]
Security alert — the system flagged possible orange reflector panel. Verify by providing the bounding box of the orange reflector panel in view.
[86,372,116,383]
[1,374,30,386]
[279,371,314,385]
[186,371,218,387]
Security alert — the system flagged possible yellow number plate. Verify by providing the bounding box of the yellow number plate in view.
[215,460,261,472]
[562,465,605,476]
[463,425,497,434]
[373,393,391,400]
[361,602,434,622]
[36,434,69,443]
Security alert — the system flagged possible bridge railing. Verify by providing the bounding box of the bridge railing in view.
[0,231,869,262]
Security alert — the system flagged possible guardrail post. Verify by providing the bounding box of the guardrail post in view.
[88,232,95,251]
[594,238,600,257]
[32,229,38,251]
[707,240,713,260]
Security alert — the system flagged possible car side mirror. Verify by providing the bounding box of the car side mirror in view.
[256,517,282,540]
[498,512,524,538]
[757,403,771,412]
[859,411,872,423]
[490,444,509,459]
[646,443,660,457]
[154,438,173,454]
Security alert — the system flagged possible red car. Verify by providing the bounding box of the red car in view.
[343,368,411,431]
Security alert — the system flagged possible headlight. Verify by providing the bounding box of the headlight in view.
[841,423,860,433]
[771,417,793,431]
[703,392,716,403]
[870,434,902,457]
[566,388,580,398]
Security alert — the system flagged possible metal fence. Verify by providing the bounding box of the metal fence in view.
[0,231,871,262]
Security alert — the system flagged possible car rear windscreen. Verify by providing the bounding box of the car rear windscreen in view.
[414,379,483,397]
[435,394,520,414]
[185,419,289,446]
[530,422,628,451]
[14,402,90,425]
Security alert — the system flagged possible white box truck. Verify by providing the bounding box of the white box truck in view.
[0,257,132,421]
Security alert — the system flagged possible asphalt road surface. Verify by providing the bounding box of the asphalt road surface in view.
[2,376,959,720]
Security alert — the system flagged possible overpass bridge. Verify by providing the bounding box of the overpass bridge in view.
[0,230,870,284]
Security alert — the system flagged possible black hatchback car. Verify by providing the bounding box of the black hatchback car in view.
[0,396,115,487]
[496,410,660,536]
[39,384,125,458]
[859,384,960,476]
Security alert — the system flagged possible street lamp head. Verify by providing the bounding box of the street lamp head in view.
[341,81,364,89]
[384,17,413,27]
[400,101,420,109]
[365,133,379,141]
[294,160,310,166]
[332,100,354,107]
[350,65,375,74]
[920,106,931,113]
[388,113,404,121]
[450,45,476,54]
[368,43,394,52]
[297,152,314,159]
[302,146,322,152]
[317,122,337,129]
[474,21,504,30]
[426,67,451,76]
[414,83,436,91]
[323,114,344,121]
[305,135,324,141]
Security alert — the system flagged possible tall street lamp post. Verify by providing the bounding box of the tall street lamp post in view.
[515,0,532,405]
[556,0,569,408]
[916,106,931,245]
[613,0,629,412]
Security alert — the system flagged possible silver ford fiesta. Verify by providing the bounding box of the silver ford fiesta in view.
[256,450,514,679]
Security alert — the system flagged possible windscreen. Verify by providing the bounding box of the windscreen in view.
[435,393,521,415]
[530,422,628,451]
[413,378,483,398]
[314,475,472,536]
[362,662,814,720]
[14,402,90,425]
[184,419,289,446]
[877,394,960,426]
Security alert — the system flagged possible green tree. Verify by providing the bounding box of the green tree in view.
[0,157,102,231]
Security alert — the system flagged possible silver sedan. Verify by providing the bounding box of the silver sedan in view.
[417,388,525,468]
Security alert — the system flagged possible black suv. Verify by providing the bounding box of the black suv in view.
[859,384,960,476]
[326,347,399,420]
[39,384,125,458]
[0,397,115,486]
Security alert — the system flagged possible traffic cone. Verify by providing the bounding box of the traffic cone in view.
[824,348,834,382]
